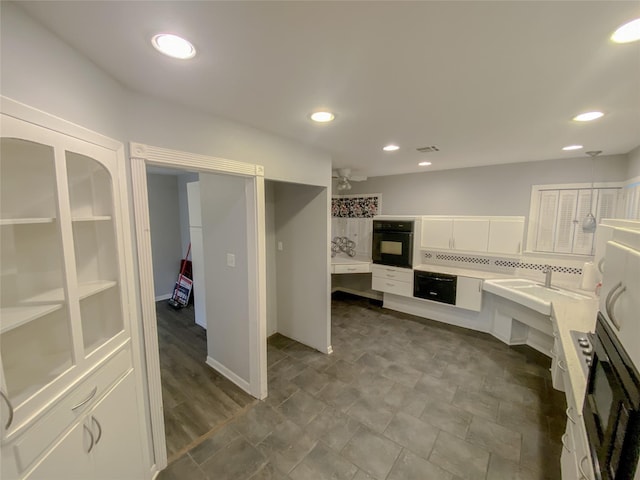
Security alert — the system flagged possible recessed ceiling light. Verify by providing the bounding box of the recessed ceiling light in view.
[573,111,604,122]
[418,161,432,166]
[383,145,400,152]
[562,145,583,151]
[611,18,640,44]
[152,33,196,59]
[310,111,335,123]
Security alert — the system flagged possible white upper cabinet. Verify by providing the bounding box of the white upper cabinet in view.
[420,216,523,255]
[452,219,489,252]
[487,218,524,255]
[421,218,454,250]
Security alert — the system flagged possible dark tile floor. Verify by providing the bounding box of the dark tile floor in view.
[158,293,566,480]
[156,301,255,460]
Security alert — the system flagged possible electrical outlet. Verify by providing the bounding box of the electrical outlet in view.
[226,253,235,267]
[277,241,283,251]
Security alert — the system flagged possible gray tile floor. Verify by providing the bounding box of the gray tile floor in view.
[159,293,565,480]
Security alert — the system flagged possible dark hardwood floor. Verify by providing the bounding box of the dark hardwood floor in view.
[156,301,256,461]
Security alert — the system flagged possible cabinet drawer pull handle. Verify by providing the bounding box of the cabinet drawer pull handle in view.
[561,433,571,453]
[558,359,567,372]
[550,348,557,357]
[92,415,102,445]
[578,455,590,479]
[0,390,14,430]
[386,283,394,287]
[387,274,396,278]
[84,423,95,453]
[72,386,97,411]
[566,407,576,424]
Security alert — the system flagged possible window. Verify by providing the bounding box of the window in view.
[527,183,621,255]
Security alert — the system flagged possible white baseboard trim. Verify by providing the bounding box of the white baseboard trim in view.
[155,293,173,301]
[206,356,252,395]
[383,293,492,333]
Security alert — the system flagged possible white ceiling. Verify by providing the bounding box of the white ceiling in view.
[16,1,640,178]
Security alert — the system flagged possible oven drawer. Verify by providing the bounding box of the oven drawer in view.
[371,265,413,282]
[372,277,413,297]
[413,271,457,305]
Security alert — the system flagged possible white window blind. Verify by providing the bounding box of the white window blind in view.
[554,190,578,253]
[535,191,559,252]
[530,186,619,255]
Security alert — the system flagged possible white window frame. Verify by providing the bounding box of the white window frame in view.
[526,182,623,257]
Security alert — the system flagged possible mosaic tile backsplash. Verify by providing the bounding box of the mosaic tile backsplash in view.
[421,250,586,280]
[331,195,380,218]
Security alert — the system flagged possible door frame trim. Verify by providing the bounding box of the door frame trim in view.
[129,142,267,473]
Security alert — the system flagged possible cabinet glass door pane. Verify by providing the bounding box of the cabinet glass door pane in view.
[66,152,124,355]
[0,138,73,405]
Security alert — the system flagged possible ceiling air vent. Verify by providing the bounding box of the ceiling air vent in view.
[416,146,440,153]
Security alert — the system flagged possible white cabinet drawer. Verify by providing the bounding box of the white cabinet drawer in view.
[372,277,413,297]
[371,265,413,282]
[333,263,370,274]
[7,346,132,475]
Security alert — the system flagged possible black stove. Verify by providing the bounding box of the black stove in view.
[569,329,593,377]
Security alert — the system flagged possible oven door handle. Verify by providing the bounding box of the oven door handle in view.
[605,282,626,330]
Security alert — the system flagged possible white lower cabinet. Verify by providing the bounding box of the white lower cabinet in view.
[25,422,93,480]
[455,277,482,311]
[25,371,144,480]
[371,265,413,297]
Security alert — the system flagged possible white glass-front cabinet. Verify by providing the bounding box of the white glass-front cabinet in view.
[0,111,147,478]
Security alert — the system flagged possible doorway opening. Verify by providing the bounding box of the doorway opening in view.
[145,167,258,461]
[130,144,268,473]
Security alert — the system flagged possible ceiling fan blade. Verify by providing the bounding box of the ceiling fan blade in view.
[350,175,367,182]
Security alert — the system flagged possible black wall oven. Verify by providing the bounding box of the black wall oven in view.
[583,312,640,480]
[372,220,414,269]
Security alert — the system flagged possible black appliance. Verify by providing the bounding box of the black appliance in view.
[413,271,457,305]
[372,220,414,269]
[583,312,640,480]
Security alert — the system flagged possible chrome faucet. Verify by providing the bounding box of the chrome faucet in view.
[543,265,553,288]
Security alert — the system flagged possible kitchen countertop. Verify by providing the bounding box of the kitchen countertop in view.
[551,296,598,408]
[331,255,371,265]
[414,263,513,279]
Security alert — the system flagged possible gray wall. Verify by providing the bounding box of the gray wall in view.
[274,183,330,353]
[0,2,126,143]
[628,146,640,180]
[1,2,333,188]
[347,154,629,216]
[146,173,183,299]
[200,173,251,381]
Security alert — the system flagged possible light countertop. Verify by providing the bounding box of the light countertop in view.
[331,255,371,265]
[551,297,598,409]
[414,263,513,280]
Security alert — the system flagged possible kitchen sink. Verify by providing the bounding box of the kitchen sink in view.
[483,278,591,314]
